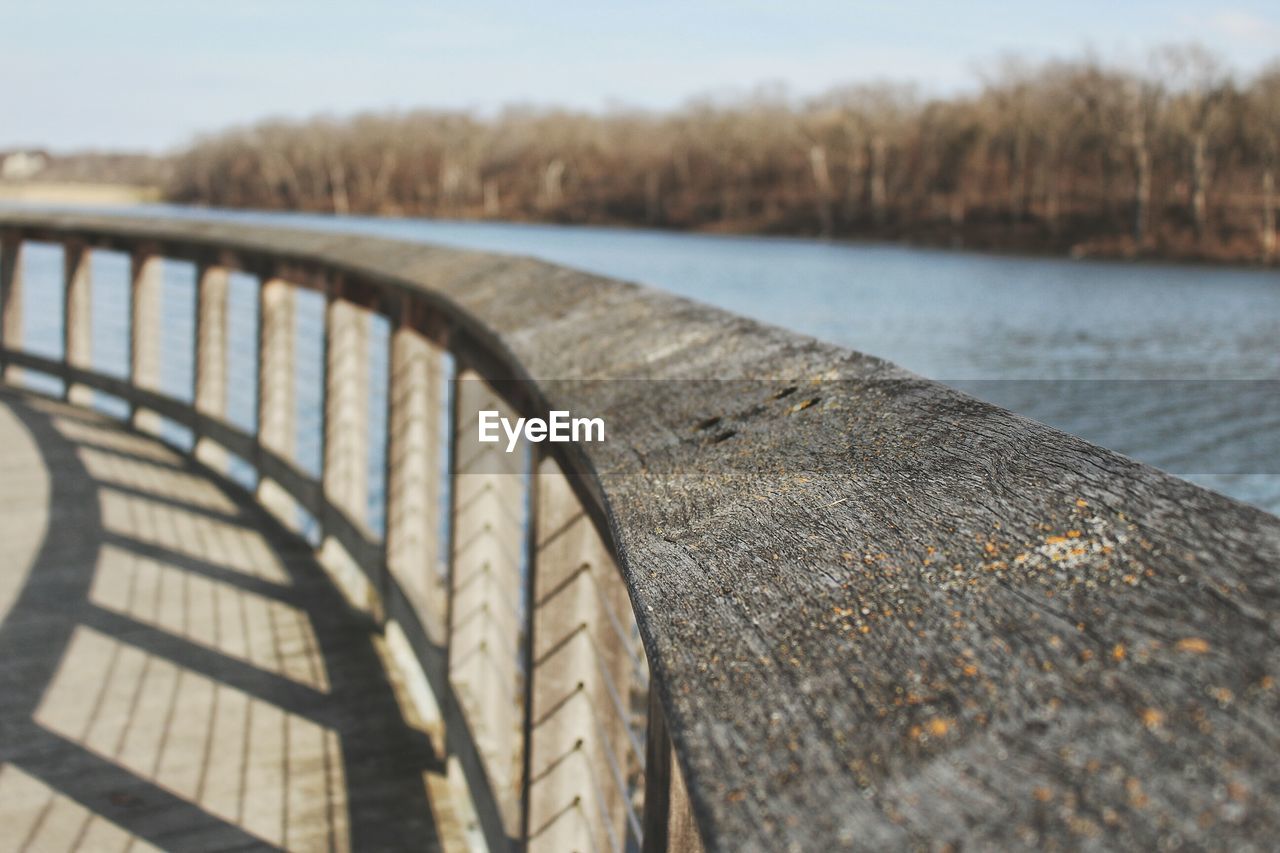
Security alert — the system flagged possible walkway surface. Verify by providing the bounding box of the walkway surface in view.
[0,388,463,852]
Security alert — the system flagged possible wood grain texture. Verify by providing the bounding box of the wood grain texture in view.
[2,210,1277,851]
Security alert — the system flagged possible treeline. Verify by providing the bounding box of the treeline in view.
[168,46,1280,263]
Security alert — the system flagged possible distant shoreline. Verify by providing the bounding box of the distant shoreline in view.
[9,190,1279,270]
[181,202,1280,270]
[0,182,160,205]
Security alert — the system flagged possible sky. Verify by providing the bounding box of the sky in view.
[3,0,1279,152]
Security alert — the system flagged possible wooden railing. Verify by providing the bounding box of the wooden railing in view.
[1,210,1277,852]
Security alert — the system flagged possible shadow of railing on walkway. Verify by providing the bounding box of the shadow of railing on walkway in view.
[0,390,445,851]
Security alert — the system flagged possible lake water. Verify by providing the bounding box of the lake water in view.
[6,204,1279,516]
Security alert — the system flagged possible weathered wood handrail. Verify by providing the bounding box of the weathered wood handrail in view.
[0,210,1277,851]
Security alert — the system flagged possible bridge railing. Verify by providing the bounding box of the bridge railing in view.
[1,210,1277,852]
[0,218,661,853]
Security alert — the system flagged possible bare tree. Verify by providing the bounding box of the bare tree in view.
[164,45,1277,264]
[1157,46,1231,241]
[1245,66,1280,261]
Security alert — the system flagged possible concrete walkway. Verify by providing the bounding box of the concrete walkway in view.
[0,389,459,852]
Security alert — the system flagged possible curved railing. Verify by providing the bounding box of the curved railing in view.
[1,210,1277,851]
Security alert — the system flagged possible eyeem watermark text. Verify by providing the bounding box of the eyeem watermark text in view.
[478,410,605,452]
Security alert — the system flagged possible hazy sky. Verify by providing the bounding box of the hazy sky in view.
[4,0,1279,152]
